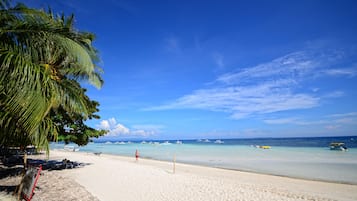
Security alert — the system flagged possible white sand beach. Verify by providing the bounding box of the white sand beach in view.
[19,149,355,201]
[2,150,357,201]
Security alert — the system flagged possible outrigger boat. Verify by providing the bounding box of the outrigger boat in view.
[259,145,271,149]
[254,145,271,149]
[330,142,347,151]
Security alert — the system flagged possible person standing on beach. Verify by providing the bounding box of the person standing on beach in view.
[135,149,139,161]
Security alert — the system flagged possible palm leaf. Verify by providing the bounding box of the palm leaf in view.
[0,2,104,151]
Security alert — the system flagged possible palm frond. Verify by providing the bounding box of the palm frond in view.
[0,2,105,151]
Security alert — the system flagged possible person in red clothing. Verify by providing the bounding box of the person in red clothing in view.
[135,149,139,161]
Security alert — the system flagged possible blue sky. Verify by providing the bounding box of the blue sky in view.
[27,0,357,140]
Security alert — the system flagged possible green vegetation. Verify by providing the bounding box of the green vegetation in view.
[0,0,107,153]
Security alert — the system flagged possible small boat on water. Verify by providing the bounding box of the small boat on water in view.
[176,140,183,144]
[259,145,271,149]
[330,142,348,151]
[214,140,224,144]
[161,141,171,145]
[64,145,80,152]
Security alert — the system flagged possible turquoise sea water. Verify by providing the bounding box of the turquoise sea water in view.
[51,136,357,184]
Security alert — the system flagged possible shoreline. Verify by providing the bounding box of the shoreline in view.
[75,150,357,186]
[111,152,357,185]
[41,149,357,201]
[214,166,357,186]
[75,139,357,185]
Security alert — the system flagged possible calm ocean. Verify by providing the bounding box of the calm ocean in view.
[51,136,357,184]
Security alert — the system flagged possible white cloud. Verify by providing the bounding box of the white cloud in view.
[263,118,298,124]
[311,87,320,92]
[216,51,318,85]
[147,81,319,119]
[327,112,357,118]
[97,118,130,136]
[264,117,327,126]
[327,112,357,125]
[145,49,354,119]
[325,125,340,130]
[264,112,357,127]
[132,124,164,131]
[322,91,344,98]
[131,130,154,137]
[335,118,355,124]
[97,118,159,137]
[112,124,130,135]
[322,67,357,77]
[98,119,110,130]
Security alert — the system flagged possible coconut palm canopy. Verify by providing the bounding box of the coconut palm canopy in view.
[0,0,107,151]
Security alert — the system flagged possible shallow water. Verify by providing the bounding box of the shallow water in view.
[52,137,357,184]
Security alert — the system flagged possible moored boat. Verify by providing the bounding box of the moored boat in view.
[161,141,171,145]
[329,142,347,151]
[64,145,80,152]
[214,140,224,144]
[259,145,271,149]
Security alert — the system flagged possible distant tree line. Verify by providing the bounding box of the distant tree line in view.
[0,0,107,153]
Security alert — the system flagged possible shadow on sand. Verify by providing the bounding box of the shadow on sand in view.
[0,155,91,194]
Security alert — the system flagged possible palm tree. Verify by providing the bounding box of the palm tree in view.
[0,1,104,152]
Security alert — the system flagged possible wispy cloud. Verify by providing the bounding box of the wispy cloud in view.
[322,91,344,98]
[327,112,357,118]
[165,36,180,52]
[325,125,340,130]
[263,117,327,126]
[216,50,357,85]
[264,112,357,128]
[327,112,357,125]
[149,83,319,119]
[109,0,138,14]
[263,118,299,124]
[322,67,357,77]
[216,51,317,85]
[212,52,225,69]
[146,49,355,119]
[97,118,160,137]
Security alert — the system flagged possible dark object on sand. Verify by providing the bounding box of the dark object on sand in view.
[49,159,81,170]
[21,165,42,201]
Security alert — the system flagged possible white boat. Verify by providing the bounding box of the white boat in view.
[115,141,126,145]
[161,141,171,145]
[176,140,183,144]
[214,140,224,144]
[203,139,211,143]
[64,145,80,152]
[141,141,147,144]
